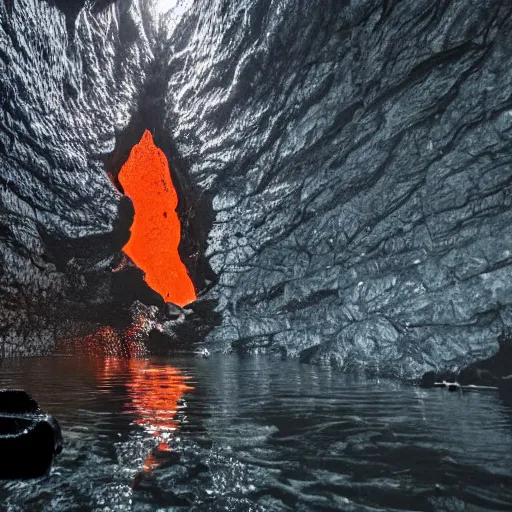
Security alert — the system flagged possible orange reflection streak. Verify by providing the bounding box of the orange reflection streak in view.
[57,326,194,478]
[125,360,194,474]
[118,130,196,307]
[127,360,193,434]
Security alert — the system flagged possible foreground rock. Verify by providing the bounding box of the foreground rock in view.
[0,390,62,479]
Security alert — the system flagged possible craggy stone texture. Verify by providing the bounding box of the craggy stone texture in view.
[0,0,154,353]
[166,0,512,377]
[2,0,512,377]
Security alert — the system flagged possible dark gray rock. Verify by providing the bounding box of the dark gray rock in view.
[1,0,512,377]
[163,0,512,378]
[0,389,62,479]
[457,328,512,397]
[0,0,153,352]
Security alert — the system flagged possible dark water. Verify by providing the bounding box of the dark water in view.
[0,354,511,511]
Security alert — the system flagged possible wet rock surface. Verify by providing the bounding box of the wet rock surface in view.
[1,0,512,377]
[0,390,62,479]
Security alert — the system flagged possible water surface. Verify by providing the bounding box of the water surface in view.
[0,354,511,511]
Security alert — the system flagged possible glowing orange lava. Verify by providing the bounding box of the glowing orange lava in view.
[118,130,196,307]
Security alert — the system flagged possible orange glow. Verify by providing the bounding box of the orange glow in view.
[56,327,194,478]
[56,322,148,358]
[109,358,193,478]
[125,359,194,474]
[126,360,194,435]
[118,130,196,307]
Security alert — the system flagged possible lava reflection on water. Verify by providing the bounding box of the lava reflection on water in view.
[125,359,194,474]
[93,357,194,475]
[126,360,193,435]
[56,327,194,476]
[94,356,194,477]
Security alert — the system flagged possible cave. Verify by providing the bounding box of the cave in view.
[1,0,512,508]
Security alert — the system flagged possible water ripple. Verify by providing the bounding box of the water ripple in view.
[0,354,511,511]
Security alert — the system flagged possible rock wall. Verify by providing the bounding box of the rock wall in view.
[2,0,512,377]
[0,0,152,353]
[164,0,512,377]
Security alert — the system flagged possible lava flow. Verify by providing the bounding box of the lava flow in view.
[118,130,196,307]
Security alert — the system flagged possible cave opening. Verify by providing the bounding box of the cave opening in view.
[94,56,220,353]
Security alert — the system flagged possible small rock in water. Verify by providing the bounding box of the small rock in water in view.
[196,348,211,359]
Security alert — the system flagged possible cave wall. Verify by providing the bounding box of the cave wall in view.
[0,0,152,353]
[1,0,512,377]
[162,0,512,377]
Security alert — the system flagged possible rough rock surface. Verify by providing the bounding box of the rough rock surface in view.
[1,0,512,377]
[0,0,153,353]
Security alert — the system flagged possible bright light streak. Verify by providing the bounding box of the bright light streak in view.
[154,0,190,16]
